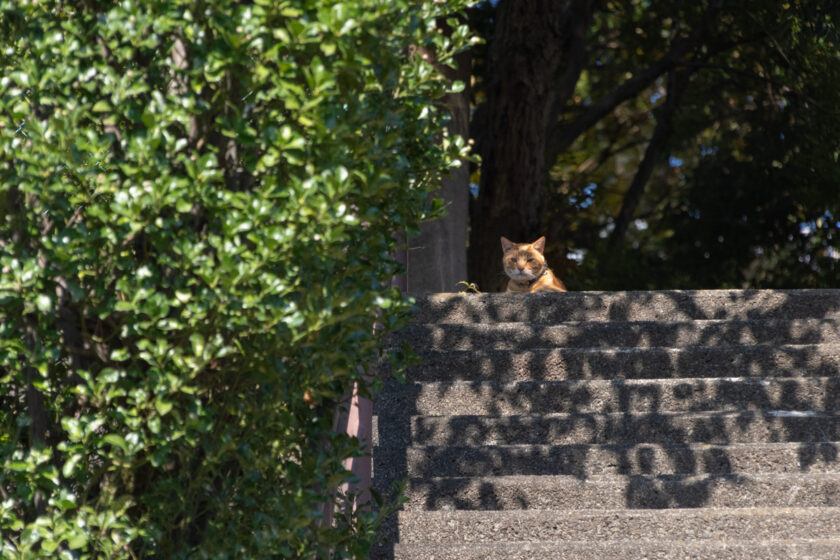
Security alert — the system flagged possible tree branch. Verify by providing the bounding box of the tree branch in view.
[684,61,839,118]
[24,316,48,516]
[608,68,688,248]
[547,0,596,142]
[548,4,723,160]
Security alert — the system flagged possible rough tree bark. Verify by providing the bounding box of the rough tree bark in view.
[469,1,724,290]
[406,46,472,294]
[469,0,591,292]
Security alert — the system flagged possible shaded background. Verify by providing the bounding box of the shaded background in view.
[407,0,840,293]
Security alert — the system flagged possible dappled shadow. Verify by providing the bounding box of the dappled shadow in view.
[623,474,743,509]
[372,289,840,558]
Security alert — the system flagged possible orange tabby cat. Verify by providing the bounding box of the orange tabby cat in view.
[501,236,567,293]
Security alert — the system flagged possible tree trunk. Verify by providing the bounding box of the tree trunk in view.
[407,46,471,294]
[468,0,584,292]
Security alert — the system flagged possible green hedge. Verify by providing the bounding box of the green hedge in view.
[0,1,472,557]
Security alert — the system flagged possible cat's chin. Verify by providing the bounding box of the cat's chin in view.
[506,272,533,282]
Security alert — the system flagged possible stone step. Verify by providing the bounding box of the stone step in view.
[375,289,840,558]
[394,319,840,350]
[414,290,840,324]
[376,377,840,416]
[393,507,840,544]
[383,539,840,560]
[402,344,840,382]
[407,411,840,446]
[399,442,840,477]
[404,472,840,510]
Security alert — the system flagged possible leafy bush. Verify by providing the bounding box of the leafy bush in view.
[0,1,471,557]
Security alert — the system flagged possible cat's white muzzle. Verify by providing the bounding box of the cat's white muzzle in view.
[507,270,534,281]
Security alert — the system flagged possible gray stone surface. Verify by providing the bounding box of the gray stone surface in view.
[393,319,840,350]
[377,376,840,416]
[406,411,840,446]
[372,290,840,558]
[400,442,840,477]
[379,539,840,559]
[413,290,840,323]
[404,472,840,510]
[398,344,840,382]
[394,507,840,543]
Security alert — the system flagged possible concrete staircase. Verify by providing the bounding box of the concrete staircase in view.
[372,290,840,559]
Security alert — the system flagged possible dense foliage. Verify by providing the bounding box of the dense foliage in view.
[468,0,840,290]
[560,1,840,289]
[0,1,471,558]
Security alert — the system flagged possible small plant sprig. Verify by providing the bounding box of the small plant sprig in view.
[456,281,482,293]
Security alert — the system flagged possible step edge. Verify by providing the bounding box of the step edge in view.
[407,409,840,420]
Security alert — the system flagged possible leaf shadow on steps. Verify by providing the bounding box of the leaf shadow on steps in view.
[372,289,840,559]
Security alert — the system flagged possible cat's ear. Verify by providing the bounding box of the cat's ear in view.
[531,236,546,254]
[500,237,515,253]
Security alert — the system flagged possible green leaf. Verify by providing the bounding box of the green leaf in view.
[67,533,88,550]
[110,348,130,362]
[154,398,173,416]
[449,80,465,93]
[35,294,52,312]
[103,434,128,453]
[92,100,111,112]
[61,453,82,477]
[189,333,204,357]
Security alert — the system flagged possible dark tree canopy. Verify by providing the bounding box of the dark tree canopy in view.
[468,0,840,291]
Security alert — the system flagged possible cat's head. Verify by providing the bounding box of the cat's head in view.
[501,236,547,283]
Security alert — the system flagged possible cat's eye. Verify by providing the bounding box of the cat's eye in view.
[527,258,535,263]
